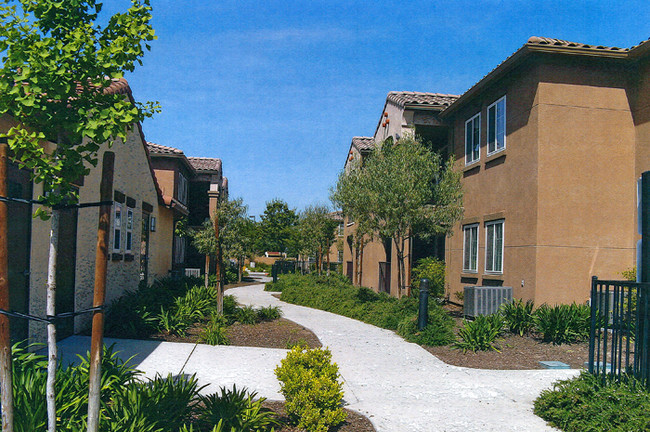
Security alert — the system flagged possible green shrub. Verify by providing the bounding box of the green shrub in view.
[534,372,650,432]
[278,273,456,346]
[156,307,191,337]
[257,305,282,321]
[237,305,260,324]
[275,347,346,432]
[264,281,280,291]
[500,299,535,336]
[196,385,280,432]
[396,307,455,346]
[410,257,445,298]
[453,314,505,352]
[534,303,590,345]
[200,316,231,345]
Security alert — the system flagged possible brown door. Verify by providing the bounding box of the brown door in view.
[7,162,32,342]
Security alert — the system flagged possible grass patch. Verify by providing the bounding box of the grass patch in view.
[534,372,650,431]
[278,273,454,346]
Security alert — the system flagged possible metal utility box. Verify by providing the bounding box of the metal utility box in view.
[463,286,513,318]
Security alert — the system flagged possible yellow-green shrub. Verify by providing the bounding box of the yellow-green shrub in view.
[274,347,346,432]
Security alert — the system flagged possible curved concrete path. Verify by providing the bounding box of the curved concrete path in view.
[229,280,578,432]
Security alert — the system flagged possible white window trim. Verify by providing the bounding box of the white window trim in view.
[487,96,506,156]
[125,207,134,253]
[462,223,479,273]
[485,219,504,274]
[113,202,122,253]
[465,113,481,166]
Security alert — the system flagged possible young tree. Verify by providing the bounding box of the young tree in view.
[334,136,463,295]
[256,198,298,256]
[0,1,156,431]
[331,162,374,285]
[297,205,340,275]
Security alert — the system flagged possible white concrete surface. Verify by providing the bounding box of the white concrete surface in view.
[230,280,579,432]
[55,277,579,432]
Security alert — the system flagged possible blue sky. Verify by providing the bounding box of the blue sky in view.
[110,0,649,217]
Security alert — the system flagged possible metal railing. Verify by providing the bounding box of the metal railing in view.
[589,276,650,386]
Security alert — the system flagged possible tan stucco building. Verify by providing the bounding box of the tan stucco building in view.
[342,36,650,305]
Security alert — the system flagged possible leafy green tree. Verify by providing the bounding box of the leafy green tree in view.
[297,205,340,275]
[0,1,156,430]
[333,136,463,296]
[256,198,298,255]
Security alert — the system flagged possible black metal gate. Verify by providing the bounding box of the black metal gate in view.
[589,276,650,386]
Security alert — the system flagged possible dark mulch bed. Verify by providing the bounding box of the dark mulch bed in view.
[149,318,321,349]
[227,318,321,349]
[425,303,589,370]
[262,401,375,432]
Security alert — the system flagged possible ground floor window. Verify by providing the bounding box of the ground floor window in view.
[485,220,504,273]
[463,224,478,272]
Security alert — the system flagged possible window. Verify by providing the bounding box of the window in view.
[485,220,504,273]
[173,235,186,264]
[177,172,188,205]
[463,224,478,272]
[338,223,344,236]
[113,203,122,252]
[125,207,134,253]
[465,113,480,164]
[488,96,506,155]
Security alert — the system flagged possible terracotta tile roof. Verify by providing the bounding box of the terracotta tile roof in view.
[188,157,222,172]
[351,136,375,152]
[526,36,628,52]
[387,91,458,108]
[103,77,132,95]
[146,141,184,155]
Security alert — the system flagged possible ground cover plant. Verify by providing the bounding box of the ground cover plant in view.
[453,314,505,352]
[534,372,650,431]
[12,343,280,431]
[275,347,346,432]
[274,273,455,346]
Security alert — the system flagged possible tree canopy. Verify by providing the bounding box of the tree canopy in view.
[0,0,158,213]
[256,198,298,255]
[332,136,463,294]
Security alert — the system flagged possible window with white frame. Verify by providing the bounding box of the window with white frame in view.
[125,207,134,253]
[488,96,506,155]
[463,224,478,272]
[465,113,480,164]
[485,220,504,273]
[113,203,122,252]
[178,172,188,205]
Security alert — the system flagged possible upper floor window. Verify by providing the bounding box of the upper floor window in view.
[487,96,506,155]
[485,220,504,274]
[463,223,478,273]
[465,113,480,165]
[178,172,188,205]
[125,207,134,253]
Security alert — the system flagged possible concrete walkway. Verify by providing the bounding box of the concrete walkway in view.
[56,278,579,431]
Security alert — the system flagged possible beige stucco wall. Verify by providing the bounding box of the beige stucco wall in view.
[27,128,168,343]
[446,58,641,306]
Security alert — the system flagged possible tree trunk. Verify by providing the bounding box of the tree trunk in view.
[204,254,210,288]
[326,247,330,276]
[213,210,223,314]
[394,237,407,298]
[358,238,364,286]
[46,209,60,432]
[318,245,322,276]
[0,141,14,432]
[87,151,114,432]
[238,257,242,283]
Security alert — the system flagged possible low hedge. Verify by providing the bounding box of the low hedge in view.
[535,372,650,431]
[278,273,455,346]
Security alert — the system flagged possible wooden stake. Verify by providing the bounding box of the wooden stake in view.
[214,207,222,314]
[0,141,14,432]
[86,152,114,432]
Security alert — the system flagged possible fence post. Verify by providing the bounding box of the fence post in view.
[418,279,429,330]
[588,276,598,374]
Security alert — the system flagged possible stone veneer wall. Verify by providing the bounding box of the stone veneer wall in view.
[28,128,169,344]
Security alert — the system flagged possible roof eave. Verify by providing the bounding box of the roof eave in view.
[440,44,629,118]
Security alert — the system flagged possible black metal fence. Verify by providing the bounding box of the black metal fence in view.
[588,276,650,386]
